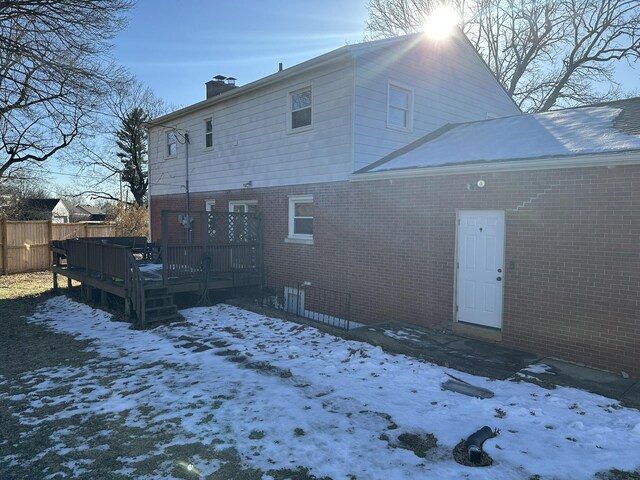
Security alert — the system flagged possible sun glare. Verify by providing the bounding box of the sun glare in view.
[423,4,459,39]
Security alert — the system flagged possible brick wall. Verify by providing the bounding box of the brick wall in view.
[151,164,640,375]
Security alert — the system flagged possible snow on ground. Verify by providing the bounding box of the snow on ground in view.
[2,296,640,479]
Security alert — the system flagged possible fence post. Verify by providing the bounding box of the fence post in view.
[1,219,7,275]
[47,220,53,269]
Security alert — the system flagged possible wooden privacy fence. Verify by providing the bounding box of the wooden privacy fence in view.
[0,220,116,275]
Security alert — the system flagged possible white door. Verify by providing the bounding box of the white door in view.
[456,210,505,329]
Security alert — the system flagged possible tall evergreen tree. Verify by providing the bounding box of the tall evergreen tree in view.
[115,107,149,206]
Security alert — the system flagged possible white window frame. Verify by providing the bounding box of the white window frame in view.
[285,195,313,244]
[228,200,258,213]
[204,117,213,149]
[387,81,414,132]
[205,200,216,212]
[287,84,313,133]
[166,130,177,157]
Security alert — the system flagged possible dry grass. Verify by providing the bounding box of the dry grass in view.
[0,271,53,300]
[0,271,91,378]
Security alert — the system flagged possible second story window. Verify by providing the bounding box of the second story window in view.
[289,86,312,132]
[204,118,213,148]
[166,131,177,156]
[388,82,413,131]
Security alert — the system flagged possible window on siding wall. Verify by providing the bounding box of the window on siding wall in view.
[166,131,177,156]
[289,86,312,132]
[204,118,213,148]
[387,82,413,131]
[286,195,313,244]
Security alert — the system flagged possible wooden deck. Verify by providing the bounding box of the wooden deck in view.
[50,212,262,326]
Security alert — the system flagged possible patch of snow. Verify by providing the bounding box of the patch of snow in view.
[370,106,640,172]
[521,363,555,375]
[138,263,163,273]
[2,296,639,479]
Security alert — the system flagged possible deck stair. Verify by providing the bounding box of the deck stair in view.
[50,211,263,327]
[141,285,179,325]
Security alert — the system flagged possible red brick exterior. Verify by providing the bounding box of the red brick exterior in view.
[151,164,640,376]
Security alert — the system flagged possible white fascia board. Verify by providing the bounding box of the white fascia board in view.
[349,151,640,182]
[150,49,352,126]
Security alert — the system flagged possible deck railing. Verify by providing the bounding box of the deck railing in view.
[57,238,139,281]
[160,210,262,285]
[126,250,146,325]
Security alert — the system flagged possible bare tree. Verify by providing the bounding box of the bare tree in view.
[366,0,640,111]
[0,178,51,220]
[0,0,134,181]
[68,77,170,205]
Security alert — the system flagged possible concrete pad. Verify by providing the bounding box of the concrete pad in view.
[348,322,539,380]
[525,358,638,403]
[442,338,540,379]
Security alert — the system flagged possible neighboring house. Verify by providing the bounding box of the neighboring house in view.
[19,199,105,223]
[73,204,107,222]
[148,32,640,375]
[20,198,73,222]
[51,199,72,223]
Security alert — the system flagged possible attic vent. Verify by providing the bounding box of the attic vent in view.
[206,74,238,99]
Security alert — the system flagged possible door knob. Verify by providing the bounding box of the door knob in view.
[496,276,502,281]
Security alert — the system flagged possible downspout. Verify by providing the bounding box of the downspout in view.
[184,131,191,243]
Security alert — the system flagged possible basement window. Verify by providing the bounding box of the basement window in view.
[284,286,305,315]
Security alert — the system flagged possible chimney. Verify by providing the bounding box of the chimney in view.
[206,74,238,99]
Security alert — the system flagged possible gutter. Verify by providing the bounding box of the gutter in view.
[349,150,640,182]
[150,48,353,125]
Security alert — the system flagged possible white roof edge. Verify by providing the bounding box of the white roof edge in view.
[349,151,640,182]
[149,33,441,127]
[150,47,353,126]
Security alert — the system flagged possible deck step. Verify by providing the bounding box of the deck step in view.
[144,313,181,325]
[145,286,169,296]
[145,305,178,316]
[145,295,174,307]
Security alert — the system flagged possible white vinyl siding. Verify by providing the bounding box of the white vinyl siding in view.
[149,57,353,196]
[352,35,521,171]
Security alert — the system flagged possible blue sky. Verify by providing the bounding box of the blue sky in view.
[49,0,637,193]
[113,0,370,108]
[112,0,638,109]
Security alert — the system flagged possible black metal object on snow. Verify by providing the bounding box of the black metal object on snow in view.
[466,426,498,463]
